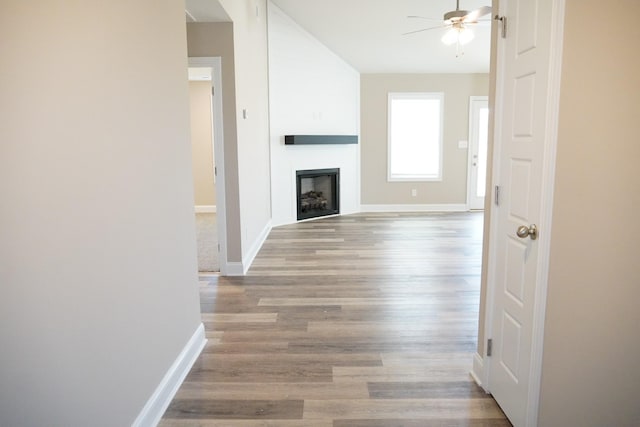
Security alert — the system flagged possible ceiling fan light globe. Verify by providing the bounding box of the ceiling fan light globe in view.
[441,27,475,46]
[459,27,475,45]
[441,28,459,45]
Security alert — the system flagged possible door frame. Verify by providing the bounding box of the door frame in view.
[480,1,566,425]
[467,95,489,210]
[188,56,228,274]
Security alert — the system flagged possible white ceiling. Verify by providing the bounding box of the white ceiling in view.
[185,0,230,23]
[186,0,492,74]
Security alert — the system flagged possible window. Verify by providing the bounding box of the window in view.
[388,92,444,181]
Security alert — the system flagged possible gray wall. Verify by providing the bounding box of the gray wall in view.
[187,22,242,263]
[0,1,202,425]
[538,0,640,424]
[188,0,272,270]
[360,74,489,206]
[218,0,272,266]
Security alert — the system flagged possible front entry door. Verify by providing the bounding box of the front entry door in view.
[468,96,489,210]
[488,0,563,425]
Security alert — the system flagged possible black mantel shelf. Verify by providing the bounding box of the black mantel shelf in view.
[285,135,358,145]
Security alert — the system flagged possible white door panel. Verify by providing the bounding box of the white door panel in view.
[487,0,562,425]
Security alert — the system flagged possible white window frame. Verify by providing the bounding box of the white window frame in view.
[387,92,444,182]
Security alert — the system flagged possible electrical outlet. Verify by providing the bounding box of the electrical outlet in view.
[411,189,417,197]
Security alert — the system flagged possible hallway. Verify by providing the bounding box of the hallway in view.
[160,212,510,425]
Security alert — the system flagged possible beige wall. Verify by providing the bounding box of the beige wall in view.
[0,1,202,425]
[187,22,242,262]
[360,73,489,205]
[189,81,216,206]
[538,0,640,425]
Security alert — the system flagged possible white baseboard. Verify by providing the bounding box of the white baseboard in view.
[221,221,272,276]
[242,220,272,275]
[471,352,489,393]
[195,205,216,213]
[132,323,206,427]
[224,262,245,276]
[361,204,468,213]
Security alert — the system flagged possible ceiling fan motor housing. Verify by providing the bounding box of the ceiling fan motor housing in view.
[444,9,468,21]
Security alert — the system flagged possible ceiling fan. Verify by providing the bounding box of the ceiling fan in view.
[404,1,492,51]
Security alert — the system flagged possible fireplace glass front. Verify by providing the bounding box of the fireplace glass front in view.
[296,168,339,221]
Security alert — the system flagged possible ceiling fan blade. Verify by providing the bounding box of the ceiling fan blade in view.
[402,24,449,36]
[407,15,442,21]
[462,5,492,23]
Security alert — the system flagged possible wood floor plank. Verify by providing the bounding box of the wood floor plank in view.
[286,338,478,354]
[201,341,290,354]
[160,421,332,427]
[257,297,479,307]
[201,313,278,323]
[193,352,384,367]
[303,398,505,420]
[185,364,332,383]
[161,212,510,426]
[367,381,489,399]
[332,366,475,383]
[163,399,303,420]
[173,382,369,400]
[332,420,512,427]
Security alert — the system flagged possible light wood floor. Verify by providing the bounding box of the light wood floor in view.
[160,212,511,426]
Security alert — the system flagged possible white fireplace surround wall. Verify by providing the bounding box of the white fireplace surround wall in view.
[267,3,360,227]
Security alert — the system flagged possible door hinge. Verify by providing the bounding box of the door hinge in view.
[487,338,493,357]
[217,243,220,252]
[214,166,217,177]
[211,86,215,96]
[494,185,501,206]
[494,15,507,38]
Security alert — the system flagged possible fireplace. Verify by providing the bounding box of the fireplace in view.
[296,168,339,221]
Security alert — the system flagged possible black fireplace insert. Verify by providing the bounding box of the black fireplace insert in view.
[296,168,339,221]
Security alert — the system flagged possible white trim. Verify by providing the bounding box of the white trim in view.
[194,205,216,213]
[296,214,341,223]
[225,262,245,276]
[471,352,487,391]
[221,221,273,276]
[481,0,506,390]
[525,1,565,425]
[361,204,468,213]
[184,9,197,23]
[132,323,206,427]
[242,220,272,275]
[188,57,228,277]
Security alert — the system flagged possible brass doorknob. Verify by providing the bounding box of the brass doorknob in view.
[517,224,538,240]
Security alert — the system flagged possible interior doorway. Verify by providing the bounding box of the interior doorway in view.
[479,1,565,425]
[468,96,489,210]
[188,67,218,272]
[188,57,227,274]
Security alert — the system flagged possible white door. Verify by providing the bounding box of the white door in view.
[487,0,563,425]
[467,96,489,210]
